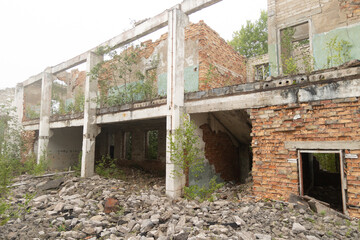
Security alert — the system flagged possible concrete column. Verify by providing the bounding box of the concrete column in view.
[114,129,123,160]
[81,52,103,177]
[267,0,279,76]
[132,128,145,162]
[165,7,189,198]
[37,68,53,164]
[14,83,24,124]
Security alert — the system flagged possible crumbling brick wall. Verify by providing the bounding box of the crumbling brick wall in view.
[339,0,360,20]
[200,124,240,182]
[21,130,36,162]
[96,21,246,95]
[192,21,246,90]
[251,97,360,218]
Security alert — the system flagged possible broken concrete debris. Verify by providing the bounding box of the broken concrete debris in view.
[1,170,359,239]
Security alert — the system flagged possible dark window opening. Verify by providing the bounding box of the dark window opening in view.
[280,22,311,75]
[146,130,158,160]
[109,145,115,159]
[255,63,270,81]
[124,132,132,160]
[300,152,343,212]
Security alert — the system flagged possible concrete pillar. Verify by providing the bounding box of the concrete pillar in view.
[132,128,145,162]
[14,83,24,124]
[114,129,123,160]
[267,0,279,76]
[81,52,103,177]
[37,68,53,164]
[165,7,189,198]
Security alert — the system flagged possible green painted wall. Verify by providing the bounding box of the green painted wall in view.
[313,24,360,70]
[157,73,167,96]
[157,65,199,95]
[268,43,279,77]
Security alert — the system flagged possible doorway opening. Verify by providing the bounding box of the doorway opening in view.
[299,150,346,213]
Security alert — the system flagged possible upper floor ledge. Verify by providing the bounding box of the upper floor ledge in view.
[185,60,360,101]
[22,60,360,129]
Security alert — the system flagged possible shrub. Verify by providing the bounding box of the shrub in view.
[184,176,224,202]
[95,155,125,179]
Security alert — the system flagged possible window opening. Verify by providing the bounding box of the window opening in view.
[299,150,346,213]
[254,63,270,81]
[146,130,158,160]
[280,22,311,75]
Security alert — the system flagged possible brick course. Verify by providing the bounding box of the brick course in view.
[251,97,360,217]
[195,21,246,90]
[200,124,240,182]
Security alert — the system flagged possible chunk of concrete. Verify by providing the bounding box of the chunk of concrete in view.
[37,178,64,191]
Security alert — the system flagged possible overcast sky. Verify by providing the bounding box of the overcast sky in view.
[0,0,267,89]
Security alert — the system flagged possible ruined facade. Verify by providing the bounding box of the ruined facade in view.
[268,0,360,76]
[13,0,360,218]
[248,0,360,217]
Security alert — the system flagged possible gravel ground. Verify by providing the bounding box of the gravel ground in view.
[0,167,359,240]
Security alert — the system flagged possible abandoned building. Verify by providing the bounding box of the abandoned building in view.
[10,0,360,218]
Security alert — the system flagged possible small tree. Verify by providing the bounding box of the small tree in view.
[169,114,204,186]
[229,10,268,58]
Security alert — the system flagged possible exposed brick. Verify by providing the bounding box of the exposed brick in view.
[251,97,360,218]
[200,123,240,182]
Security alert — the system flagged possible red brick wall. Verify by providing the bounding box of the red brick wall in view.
[141,21,247,91]
[251,97,360,217]
[96,21,246,92]
[200,124,240,182]
[21,130,36,162]
[339,0,360,20]
[192,21,247,91]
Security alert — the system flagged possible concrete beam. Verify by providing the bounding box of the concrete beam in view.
[166,8,189,198]
[22,73,42,88]
[50,119,84,129]
[285,141,360,150]
[185,77,360,113]
[185,88,296,113]
[24,124,39,131]
[181,0,222,15]
[37,69,54,164]
[96,105,168,124]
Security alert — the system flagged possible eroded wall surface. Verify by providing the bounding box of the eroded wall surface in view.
[47,127,83,170]
[190,112,251,187]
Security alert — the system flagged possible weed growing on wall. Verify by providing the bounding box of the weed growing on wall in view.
[51,91,85,116]
[325,35,352,68]
[89,45,160,107]
[25,105,40,120]
[280,27,315,76]
[169,114,205,181]
[281,27,298,75]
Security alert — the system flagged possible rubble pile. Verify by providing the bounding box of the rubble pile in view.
[0,168,359,240]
